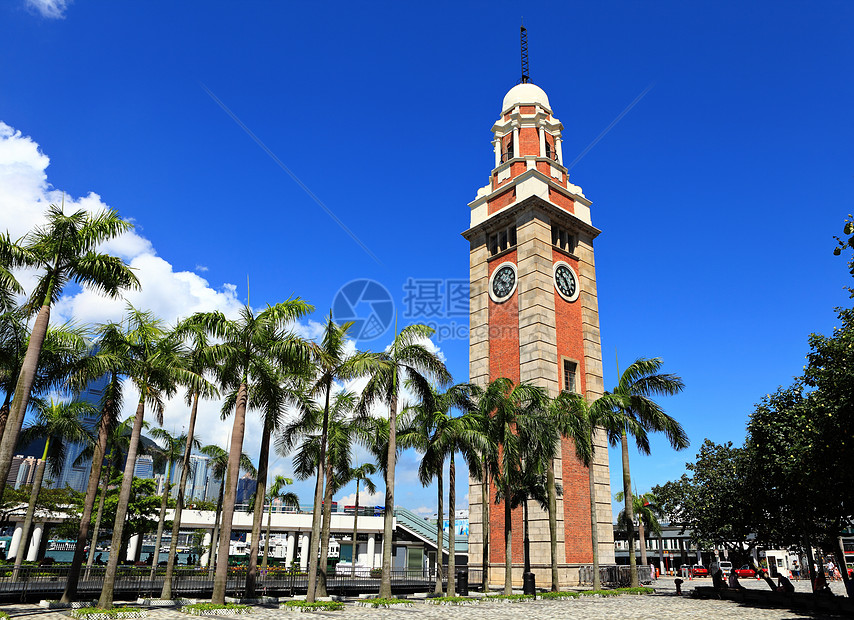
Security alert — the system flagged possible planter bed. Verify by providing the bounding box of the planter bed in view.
[180,604,251,616]
[137,599,194,607]
[280,601,344,613]
[354,598,414,608]
[71,607,148,620]
[40,600,97,609]
[425,596,482,606]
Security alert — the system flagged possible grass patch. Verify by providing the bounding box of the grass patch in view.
[0,612,10,620]
[615,587,654,595]
[280,601,344,611]
[425,596,481,605]
[181,604,251,615]
[486,594,535,601]
[356,598,412,608]
[539,591,580,599]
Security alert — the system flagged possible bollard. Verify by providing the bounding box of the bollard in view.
[522,571,536,597]
[457,570,469,597]
[675,578,683,595]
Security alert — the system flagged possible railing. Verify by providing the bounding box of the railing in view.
[0,565,482,602]
[578,564,653,587]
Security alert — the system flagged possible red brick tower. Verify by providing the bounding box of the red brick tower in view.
[464,82,615,587]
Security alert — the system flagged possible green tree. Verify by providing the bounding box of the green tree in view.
[0,205,138,500]
[199,444,256,574]
[97,307,196,609]
[340,463,376,577]
[358,324,450,598]
[615,490,662,567]
[149,427,199,576]
[262,475,298,573]
[0,232,25,311]
[192,300,313,604]
[100,476,162,562]
[608,357,687,587]
[161,320,218,598]
[12,398,93,576]
[404,384,483,596]
[299,314,378,601]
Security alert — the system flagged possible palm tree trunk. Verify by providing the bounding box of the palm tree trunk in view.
[86,460,111,578]
[481,475,489,592]
[246,425,270,597]
[99,397,146,608]
[504,487,512,595]
[0,391,12,444]
[150,460,172,578]
[208,485,224,575]
[350,480,360,579]
[212,381,249,604]
[587,445,600,591]
[262,504,273,573]
[163,391,200,598]
[0,303,50,500]
[316,455,334,597]
[62,406,109,603]
[448,451,457,597]
[620,430,638,588]
[13,439,49,578]
[379,391,397,599]
[547,460,558,592]
[306,383,332,603]
[434,468,444,593]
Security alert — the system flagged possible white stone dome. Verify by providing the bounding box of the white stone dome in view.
[501,83,551,113]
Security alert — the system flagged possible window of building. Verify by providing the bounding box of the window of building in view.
[563,360,577,393]
[502,135,514,162]
[488,225,517,257]
[551,224,575,254]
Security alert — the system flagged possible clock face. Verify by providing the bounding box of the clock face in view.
[490,263,517,302]
[554,262,580,302]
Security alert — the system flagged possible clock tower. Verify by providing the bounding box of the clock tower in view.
[464,81,615,586]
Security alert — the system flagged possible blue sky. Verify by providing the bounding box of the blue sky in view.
[1,1,853,519]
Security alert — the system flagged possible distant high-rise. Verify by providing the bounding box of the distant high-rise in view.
[235,473,257,504]
[134,455,155,479]
[51,374,107,491]
[172,454,213,502]
[9,455,41,489]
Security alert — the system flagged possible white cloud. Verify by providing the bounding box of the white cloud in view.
[337,489,384,507]
[25,0,69,19]
[195,265,209,273]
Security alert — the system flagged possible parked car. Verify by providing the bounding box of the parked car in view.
[734,565,756,578]
[709,560,732,576]
[690,564,708,577]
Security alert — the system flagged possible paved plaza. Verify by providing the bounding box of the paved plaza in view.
[0,578,850,620]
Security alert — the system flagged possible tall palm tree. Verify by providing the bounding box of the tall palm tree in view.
[161,320,218,598]
[0,232,25,311]
[244,377,306,597]
[404,384,483,596]
[12,398,92,576]
[608,357,687,588]
[97,307,197,609]
[615,490,663,568]
[358,323,450,598]
[199,444,256,574]
[299,313,379,602]
[62,367,124,603]
[479,378,547,595]
[262,475,298,573]
[149,428,199,576]
[282,391,361,598]
[341,463,376,577]
[192,300,313,604]
[470,384,500,593]
[0,205,138,499]
[561,391,629,591]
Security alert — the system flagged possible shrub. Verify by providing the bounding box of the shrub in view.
[280,601,344,611]
[71,607,145,619]
[357,598,412,608]
[539,591,580,599]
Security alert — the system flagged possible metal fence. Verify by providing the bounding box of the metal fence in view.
[578,564,653,587]
[0,565,482,602]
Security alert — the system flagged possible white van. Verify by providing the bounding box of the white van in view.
[710,560,733,575]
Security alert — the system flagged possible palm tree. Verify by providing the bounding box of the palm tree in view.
[470,384,500,593]
[262,475,298,573]
[299,313,379,602]
[341,463,376,577]
[404,384,482,596]
[149,428,199,576]
[608,357,687,588]
[192,300,313,604]
[244,377,306,597]
[97,307,197,609]
[282,391,361,598]
[358,323,450,598]
[0,205,138,499]
[161,320,218,598]
[199,444,256,574]
[62,367,124,603]
[479,378,548,594]
[0,232,25,311]
[12,398,92,576]
[615,490,663,568]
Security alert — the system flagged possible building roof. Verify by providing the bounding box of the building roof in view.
[502,83,551,113]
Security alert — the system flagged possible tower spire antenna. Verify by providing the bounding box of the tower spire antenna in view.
[519,22,530,84]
